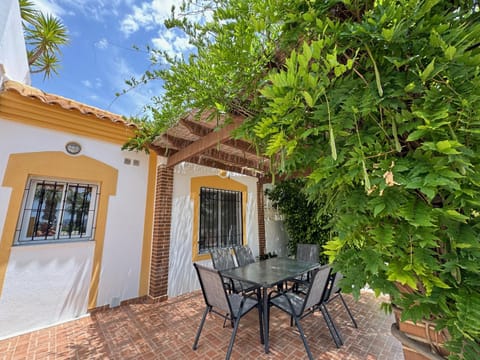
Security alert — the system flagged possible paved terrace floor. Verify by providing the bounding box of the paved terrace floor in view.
[0,290,404,360]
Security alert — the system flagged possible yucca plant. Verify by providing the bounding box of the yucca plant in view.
[19,0,69,78]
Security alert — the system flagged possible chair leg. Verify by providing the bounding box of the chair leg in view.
[225,315,242,360]
[193,306,210,350]
[292,315,314,360]
[222,314,234,328]
[256,290,264,345]
[320,304,343,348]
[339,293,358,328]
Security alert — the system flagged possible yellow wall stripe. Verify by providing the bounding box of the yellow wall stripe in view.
[138,152,157,296]
[0,92,135,145]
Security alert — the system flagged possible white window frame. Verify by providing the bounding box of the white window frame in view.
[15,177,99,245]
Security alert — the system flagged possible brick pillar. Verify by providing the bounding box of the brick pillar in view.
[149,164,174,301]
[257,180,266,256]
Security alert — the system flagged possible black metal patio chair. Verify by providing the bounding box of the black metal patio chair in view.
[210,248,257,294]
[323,272,358,329]
[268,264,335,360]
[291,243,320,293]
[192,263,264,360]
[233,245,256,267]
[296,243,319,263]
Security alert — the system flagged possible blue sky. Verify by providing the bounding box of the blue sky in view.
[30,0,196,118]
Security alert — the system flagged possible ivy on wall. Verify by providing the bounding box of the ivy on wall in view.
[265,179,332,264]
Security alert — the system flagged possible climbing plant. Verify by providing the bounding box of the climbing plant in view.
[128,1,480,357]
[265,179,331,263]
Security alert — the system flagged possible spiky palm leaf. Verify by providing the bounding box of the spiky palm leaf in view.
[19,0,69,78]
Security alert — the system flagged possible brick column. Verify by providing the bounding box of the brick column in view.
[257,180,266,256]
[149,164,174,301]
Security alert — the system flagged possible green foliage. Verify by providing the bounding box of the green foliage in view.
[20,0,69,78]
[131,0,480,357]
[122,0,287,148]
[265,179,332,263]
[254,1,480,357]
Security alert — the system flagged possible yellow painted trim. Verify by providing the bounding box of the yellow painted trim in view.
[138,152,157,296]
[0,152,117,309]
[0,92,135,145]
[190,176,248,262]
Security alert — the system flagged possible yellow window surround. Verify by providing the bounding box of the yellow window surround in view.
[190,176,247,262]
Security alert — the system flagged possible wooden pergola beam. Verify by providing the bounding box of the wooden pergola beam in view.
[166,116,244,167]
[179,118,212,137]
[190,156,260,178]
[203,148,268,173]
[222,139,259,156]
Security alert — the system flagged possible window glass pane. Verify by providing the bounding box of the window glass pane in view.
[199,187,242,254]
[60,184,92,238]
[27,182,64,239]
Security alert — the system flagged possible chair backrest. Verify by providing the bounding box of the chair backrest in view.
[234,245,255,267]
[194,263,231,314]
[303,265,332,311]
[330,272,343,294]
[210,248,236,271]
[323,272,344,301]
[296,243,319,263]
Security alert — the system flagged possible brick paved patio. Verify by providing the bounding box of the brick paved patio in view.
[0,290,404,360]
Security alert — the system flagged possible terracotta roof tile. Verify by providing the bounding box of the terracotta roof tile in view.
[1,80,138,129]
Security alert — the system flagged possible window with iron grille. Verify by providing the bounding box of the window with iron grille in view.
[199,187,243,253]
[15,178,99,245]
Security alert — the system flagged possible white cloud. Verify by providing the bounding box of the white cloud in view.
[95,38,109,49]
[105,56,163,118]
[120,15,140,35]
[34,0,129,22]
[151,29,193,59]
[81,78,102,89]
[120,0,184,36]
[32,0,67,17]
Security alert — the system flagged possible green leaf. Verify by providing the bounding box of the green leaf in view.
[430,276,450,289]
[374,203,386,217]
[302,91,314,107]
[444,209,469,223]
[436,140,461,154]
[404,82,416,92]
[365,44,383,97]
[420,58,435,83]
[346,58,354,70]
[302,41,312,62]
[382,27,394,42]
[407,129,427,141]
[391,117,402,152]
[444,46,456,60]
[334,64,347,77]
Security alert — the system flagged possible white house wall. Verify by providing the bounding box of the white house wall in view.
[167,163,259,297]
[0,242,94,338]
[0,118,149,339]
[263,183,290,257]
[0,0,30,84]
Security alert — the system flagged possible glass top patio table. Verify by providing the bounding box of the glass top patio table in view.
[221,257,320,353]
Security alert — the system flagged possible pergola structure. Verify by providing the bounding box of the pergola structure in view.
[148,111,273,301]
[150,112,270,178]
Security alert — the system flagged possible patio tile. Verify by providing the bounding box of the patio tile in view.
[0,290,404,359]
